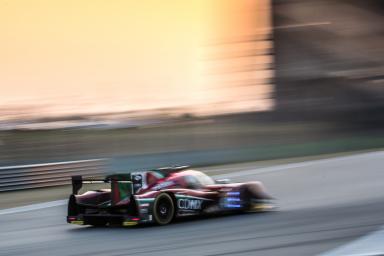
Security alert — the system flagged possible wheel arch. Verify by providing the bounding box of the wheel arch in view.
[242,181,273,200]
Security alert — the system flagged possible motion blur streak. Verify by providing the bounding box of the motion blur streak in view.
[1,151,384,255]
[0,200,66,216]
[0,0,383,255]
[0,0,273,117]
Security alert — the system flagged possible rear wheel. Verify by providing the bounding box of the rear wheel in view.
[153,193,175,225]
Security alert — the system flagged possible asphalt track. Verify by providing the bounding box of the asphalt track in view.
[1,151,384,256]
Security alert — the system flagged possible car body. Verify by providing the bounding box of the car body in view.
[67,166,274,226]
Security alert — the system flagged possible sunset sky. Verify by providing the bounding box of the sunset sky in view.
[0,0,273,117]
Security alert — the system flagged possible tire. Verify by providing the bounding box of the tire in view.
[153,193,175,225]
[240,186,252,212]
[241,185,273,213]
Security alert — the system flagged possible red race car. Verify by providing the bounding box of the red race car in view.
[67,166,274,226]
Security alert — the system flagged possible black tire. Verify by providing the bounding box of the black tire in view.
[153,193,175,225]
[240,186,253,212]
[241,185,272,213]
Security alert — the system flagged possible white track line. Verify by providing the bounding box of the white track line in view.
[318,225,384,256]
[0,200,67,216]
[0,151,382,216]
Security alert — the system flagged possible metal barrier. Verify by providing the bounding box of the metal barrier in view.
[0,159,106,192]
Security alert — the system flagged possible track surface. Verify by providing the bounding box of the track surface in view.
[1,151,384,256]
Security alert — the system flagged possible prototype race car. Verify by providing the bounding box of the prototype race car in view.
[67,166,274,226]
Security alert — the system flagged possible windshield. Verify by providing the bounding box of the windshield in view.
[195,172,215,186]
[184,171,215,188]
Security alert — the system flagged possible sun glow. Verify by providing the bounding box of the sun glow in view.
[0,0,273,117]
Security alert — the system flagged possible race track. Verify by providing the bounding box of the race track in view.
[1,151,384,256]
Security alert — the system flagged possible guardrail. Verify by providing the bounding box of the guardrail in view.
[0,159,106,192]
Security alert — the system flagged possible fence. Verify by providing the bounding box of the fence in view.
[0,159,106,192]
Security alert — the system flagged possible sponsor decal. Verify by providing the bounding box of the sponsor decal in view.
[221,191,243,208]
[131,174,143,192]
[132,174,143,182]
[227,191,240,196]
[177,199,202,210]
[152,181,175,190]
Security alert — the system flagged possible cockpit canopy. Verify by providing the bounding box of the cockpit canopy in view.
[181,170,215,188]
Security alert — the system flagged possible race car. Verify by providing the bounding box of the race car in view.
[67,166,274,226]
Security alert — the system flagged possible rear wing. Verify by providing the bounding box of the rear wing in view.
[71,166,190,195]
[71,175,134,206]
[71,175,110,195]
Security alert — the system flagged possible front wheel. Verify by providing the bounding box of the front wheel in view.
[153,193,175,225]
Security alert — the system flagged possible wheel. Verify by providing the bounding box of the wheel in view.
[241,185,274,213]
[153,193,175,225]
[240,187,253,212]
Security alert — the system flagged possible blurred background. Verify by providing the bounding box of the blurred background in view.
[2,2,384,255]
[0,0,383,170]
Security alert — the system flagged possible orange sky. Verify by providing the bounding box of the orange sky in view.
[0,0,273,117]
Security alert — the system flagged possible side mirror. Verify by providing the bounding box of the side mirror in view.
[215,178,231,184]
